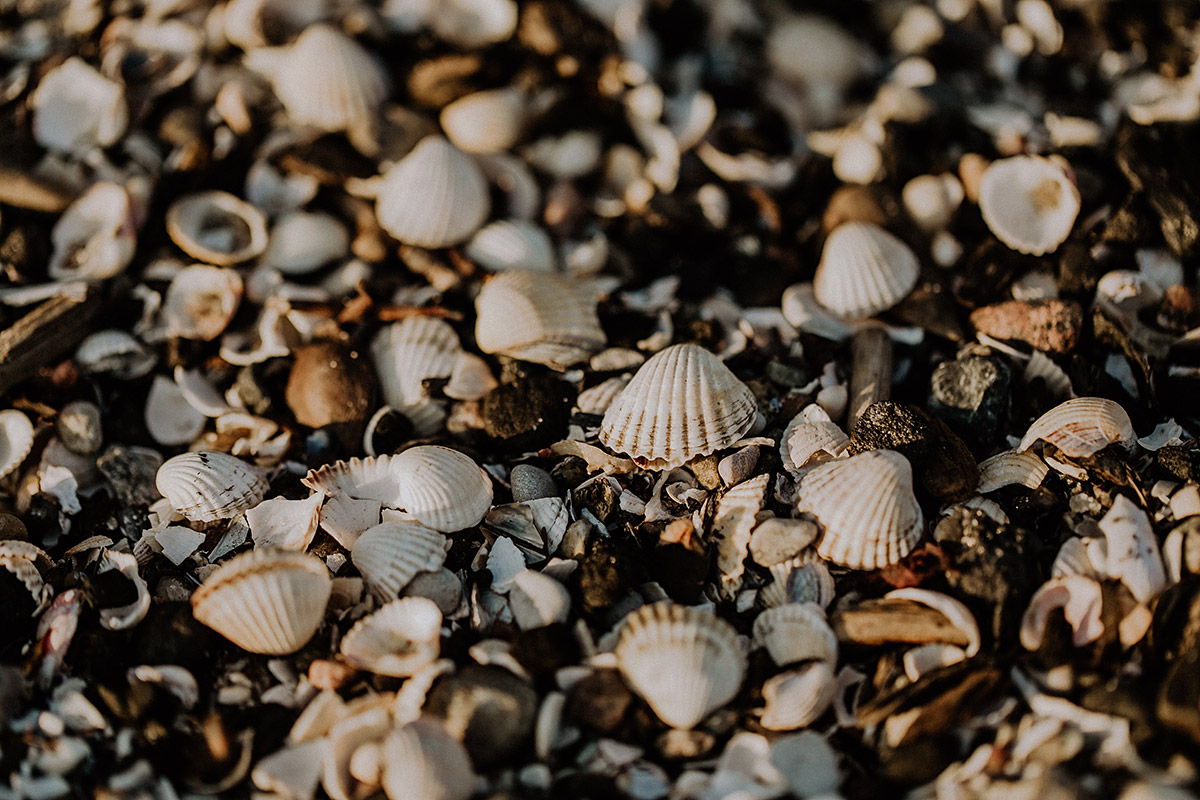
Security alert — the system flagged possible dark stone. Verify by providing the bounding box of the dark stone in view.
[0,569,37,659]
[1158,445,1200,483]
[1115,120,1200,257]
[888,281,966,343]
[511,623,581,680]
[572,475,618,522]
[953,239,1021,308]
[482,371,573,451]
[1056,241,1101,295]
[876,736,959,786]
[577,535,633,615]
[848,402,979,502]
[425,665,538,768]
[927,355,1011,453]
[362,407,412,457]
[133,602,222,676]
[565,668,632,734]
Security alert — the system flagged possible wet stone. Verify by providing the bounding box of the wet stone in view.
[1115,120,1200,257]
[565,668,632,734]
[510,464,559,503]
[969,299,1083,355]
[927,355,1011,453]
[482,372,573,451]
[425,665,538,768]
[284,340,377,448]
[848,402,979,502]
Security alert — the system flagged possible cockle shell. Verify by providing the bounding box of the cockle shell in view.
[31,57,128,155]
[576,375,631,415]
[375,135,490,248]
[759,661,836,731]
[713,474,769,600]
[441,87,527,154]
[599,343,757,470]
[977,450,1049,493]
[303,455,404,506]
[166,191,268,266]
[263,211,350,275]
[351,520,449,601]
[1018,397,1134,458]
[0,410,35,481]
[380,718,477,800]
[392,446,493,532]
[752,603,838,667]
[155,451,268,522]
[475,269,606,369]
[464,219,556,272]
[48,182,137,281]
[163,264,244,341]
[0,541,53,616]
[370,317,461,409]
[979,155,1081,256]
[614,603,747,730]
[799,449,923,571]
[813,222,920,319]
[339,597,442,677]
[191,549,332,655]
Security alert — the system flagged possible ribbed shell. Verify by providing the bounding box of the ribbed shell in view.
[1018,397,1134,458]
[339,596,442,677]
[166,191,268,266]
[155,451,268,522]
[759,555,835,609]
[380,719,476,800]
[351,520,448,601]
[392,446,493,532]
[799,449,923,571]
[191,549,332,655]
[752,602,838,666]
[977,450,1049,493]
[979,155,1080,256]
[780,417,849,473]
[375,135,490,248]
[0,410,34,481]
[813,223,919,319]
[370,317,461,409]
[474,270,606,369]
[614,602,747,730]
[303,455,404,506]
[599,343,757,469]
[465,219,556,272]
[440,87,527,154]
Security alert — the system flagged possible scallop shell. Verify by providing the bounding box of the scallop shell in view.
[799,449,923,571]
[599,343,757,470]
[339,597,442,677]
[263,211,350,275]
[759,661,836,731]
[191,549,332,655]
[48,182,137,281]
[576,375,631,415]
[163,264,244,341]
[0,546,52,616]
[614,602,747,730]
[977,450,1049,493]
[392,446,493,532]
[351,520,449,601]
[0,410,35,481]
[441,87,527,154]
[375,135,490,248]
[303,455,404,506]
[813,222,920,319]
[380,718,477,800]
[752,602,838,666]
[465,219,556,272]
[370,317,461,409]
[31,56,128,155]
[155,451,268,523]
[1018,397,1134,458]
[475,270,606,369]
[166,191,268,266]
[979,155,1081,256]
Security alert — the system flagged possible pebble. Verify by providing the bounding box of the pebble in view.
[565,669,632,734]
[425,665,538,767]
[849,402,979,502]
[482,372,573,450]
[927,355,1012,452]
[401,568,463,616]
[718,447,758,486]
[510,464,559,502]
[96,446,164,507]
[969,299,1083,355]
[748,518,819,568]
[284,340,377,446]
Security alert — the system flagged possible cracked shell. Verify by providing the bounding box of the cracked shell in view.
[753,602,838,667]
[166,191,268,266]
[375,135,490,248]
[155,451,268,523]
[475,269,606,369]
[393,446,493,532]
[380,718,476,800]
[813,222,920,319]
[1018,397,1134,458]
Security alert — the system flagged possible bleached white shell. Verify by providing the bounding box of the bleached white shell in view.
[1024,350,1074,399]
[475,270,606,369]
[323,695,393,800]
[1018,397,1134,458]
[599,343,757,469]
[1019,574,1103,650]
[166,191,268,266]
[813,223,920,319]
[714,474,769,600]
[441,88,527,154]
[780,411,849,474]
[443,351,498,401]
[766,15,867,90]
[393,446,493,532]
[1098,494,1166,605]
[799,449,923,571]
[247,494,324,552]
[155,451,268,523]
[614,603,747,730]
[318,494,382,550]
[48,182,137,281]
[759,661,836,731]
[977,450,1049,493]
[979,155,1081,256]
[163,264,244,341]
[375,135,490,248]
[303,455,404,506]
[576,375,631,415]
[752,603,838,666]
[351,520,448,601]
[465,219,556,272]
[902,173,964,233]
[0,410,35,481]
[380,718,477,800]
[371,317,461,409]
[191,549,332,655]
[76,330,157,378]
[263,211,350,275]
[339,597,442,677]
[145,375,207,446]
[31,57,128,155]
[760,555,835,609]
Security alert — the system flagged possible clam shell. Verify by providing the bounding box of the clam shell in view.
[576,375,631,415]
[163,264,244,341]
[323,696,392,800]
[48,182,137,281]
[1018,397,1134,458]
[31,57,128,155]
[155,451,268,523]
[380,718,476,800]
[166,191,268,266]
[370,317,461,409]
[247,494,324,552]
[781,282,854,341]
[339,597,442,677]
[351,520,449,601]
[191,549,332,655]
[813,222,920,319]
[977,450,1049,493]
[375,135,490,248]
[799,449,923,571]
[263,211,350,275]
[752,602,838,666]
[614,602,747,730]
[475,270,606,369]
[979,155,1081,256]
[0,410,35,481]
[465,219,556,272]
[599,343,757,470]
[759,661,836,731]
[303,455,404,506]
[441,87,527,154]
[509,569,571,629]
[1024,350,1074,399]
[902,173,964,233]
[392,446,493,532]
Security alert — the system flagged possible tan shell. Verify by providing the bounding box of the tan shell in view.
[0,410,35,481]
[323,695,392,800]
[576,375,631,415]
[48,182,137,281]
[351,520,448,602]
[155,451,268,523]
[799,449,923,571]
[393,446,493,532]
[464,219,556,272]
[263,211,350,275]
[339,597,442,677]
[979,155,1080,256]
[759,661,836,731]
[163,264,244,341]
[813,223,920,319]
[375,135,490,248]
[752,602,838,666]
[380,718,477,800]
[614,602,747,730]
[370,317,461,409]
[977,450,1049,493]
[1018,397,1134,458]
[599,343,757,470]
[303,455,404,506]
[902,173,963,233]
[440,87,527,154]
[166,191,268,266]
[191,549,332,655]
[475,270,606,369]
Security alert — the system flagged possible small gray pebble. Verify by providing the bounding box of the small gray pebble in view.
[511,464,558,502]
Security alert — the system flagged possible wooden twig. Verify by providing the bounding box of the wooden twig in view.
[848,325,892,432]
[0,283,102,396]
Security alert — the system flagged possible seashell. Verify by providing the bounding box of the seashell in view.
[902,173,964,233]
[263,211,350,275]
[441,88,527,154]
[340,597,442,677]
[163,264,244,341]
[1019,574,1103,650]
[392,446,493,532]
[475,270,606,369]
[760,555,835,609]
[752,603,838,666]
[614,602,747,730]
[799,449,923,571]
[145,375,207,446]
[155,451,268,523]
[780,408,850,474]
[95,549,149,631]
[31,57,128,155]
[252,740,327,800]
[1051,536,1104,580]
[509,569,571,629]
[465,219,556,272]
[428,0,518,48]
[371,317,462,409]
[813,223,920,319]
[166,191,268,266]
[1024,350,1074,399]
[902,643,966,682]
[58,401,102,455]
[1098,494,1166,605]
[48,182,137,282]
[600,343,757,470]
[759,661,836,731]
[1018,397,1134,458]
[245,159,320,217]
[886,588,980,657]
[977,450,1049,493]
[323,695,393,800]
[75,330,157,379]
[222,0,329,50]
[443,351,498,401]
[978,155,1080,256]
[577,375,631,415]
[523,131,603,180]
[318,494,382,550]
[771,731,841,799]
[0,544,53,616]
[351,520,448,602]
[781,283,854,341]
[713,474,769,600]
[247,494,324,552]
[303,455,404,506]
[0,410,35,481]
[766,15,868,91]
[191,549,332,655]
[380,718,477,800]
[375,135,490,249]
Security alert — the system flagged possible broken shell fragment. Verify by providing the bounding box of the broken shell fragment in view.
[351,520,448,602]
[977,449,1049,493]
[371,317,461,410]
[155,451,268,523]
[813,222,920,319]
[475,269,606,369]
[339,597,442,677]
[1098,494,1166,605]
[48,182,137,282]
[885,588,980,657]
[31,56,128,155]
[392,446,493,532]
[1019,574,1103,650]
[979,155,1080,256]
[163,265,244,341]
[380,718,477,800]
[759,661,836,731]
[375,135,490,248]
[166,191,268,266]
[0,410,35,481]
[1018,397,1135,458]
[752,603,838,667]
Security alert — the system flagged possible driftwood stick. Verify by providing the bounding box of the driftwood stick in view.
[0,283,102,396]
[848,325,892,432]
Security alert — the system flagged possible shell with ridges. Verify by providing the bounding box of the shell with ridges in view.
[465,219,556,272]
[156,451,268,522]
[392,446,493,532]
[475,269,606,369]
[441,87,527,154]
[753,602,838,666]
[375,135,490,249]
[977,450,1049,493]
[166,191,268,266]
[302,455,404,505]
[813,222,920,319]
[979,155,1080,256]
[760,554,834,609]
[370,317,461,409]
[380,718,476,800]
[339,597,442,677]
[351,520,448,602]
[1018,397,1134,458]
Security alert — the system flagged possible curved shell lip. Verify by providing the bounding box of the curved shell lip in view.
[0,409,35,482]
[338,596,442,677]
[165,190,268,266]
[1017,396,1135,458]
[48,182,137,282]
[978,155,1081,257]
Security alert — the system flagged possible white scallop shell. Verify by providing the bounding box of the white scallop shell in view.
[979,155,1081,256]
[813,222,920,319]
[191,549,332,655]
[977,450,1049,493]
[351,520,449,602]
[753,602,838,666]
[370,317,461,409]
[760,555,834,609]
[441,88,527,154]
[1018,397,1134,458]
[339,597,442,677]
[614,602,747,730]
[0,410,34,481]
[166,191,268,266]
[392,446,493,532]
[263,211,350,275]
[800,449,923,571]
[599,343,757,470]
[465,219,556,272]
[31,57,128,155]
[145,375,207,446]
[475,270,606,369]
[303,455,404,506]
[1024,350,1074,399]
[75,330,157,378]
[759,661,836,731]
[443,351,498,401]
[380,718,476,800]
[48,182,137,281]
[375,135,490,248]
[0,548,52,616]
[163,264,244,341]
[155,451,268,522]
